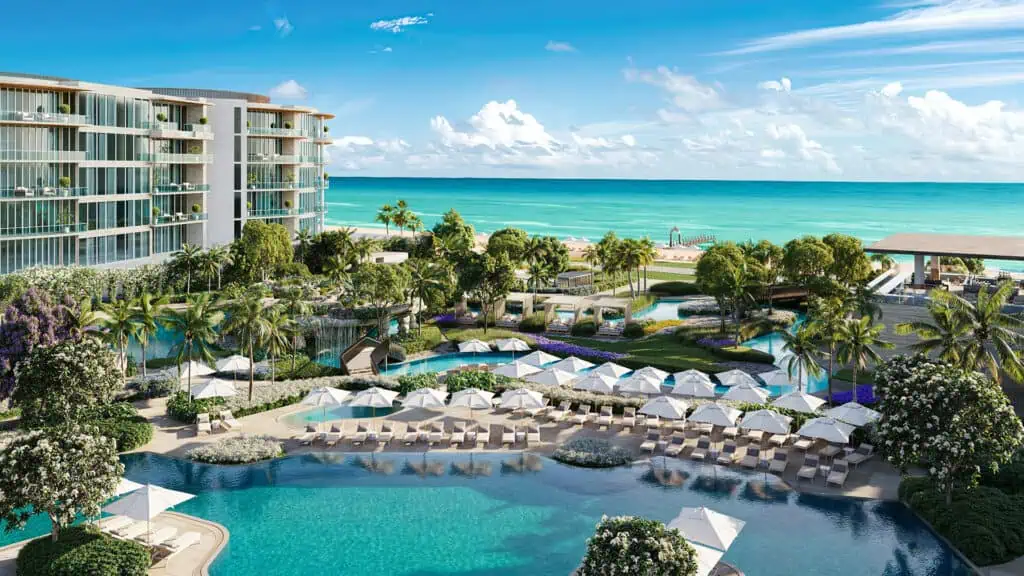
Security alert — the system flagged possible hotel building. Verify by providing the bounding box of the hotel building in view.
[0,72,333,274]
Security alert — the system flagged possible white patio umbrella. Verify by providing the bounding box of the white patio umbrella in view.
[617,374,662,395]
[449,388,495,419]
[216,354,251,374]
[573,372,618,395]
[715,369,758,387]
[688,403,742,428]
[102,484,195,544]
[690,543,726,576]
[825,402,881,427]
[190,378,238,400]
[114,478,143,497]
[177,360,215,379]
[519,350,560,367]
[349,386,400,417]
[301,387,352,432]
[458,339,492,356]
[639,396,689,420]
[739,409,792,435]
[593,361,631,379]
[668,506,746,551]
[491,361,542,379]
[499,388,545,410]
[551,356,595,373]
[721,383,771,404]
[494,337,531,359]
[759,368,808,389]
[797,417,856,444]
[402,388,448,409]
[671,375,716,398]
[633,366,669,383]
[525,368,579,387]
[772,390,826,414]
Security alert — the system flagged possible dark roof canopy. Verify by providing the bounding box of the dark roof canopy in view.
[868,233,1024,261]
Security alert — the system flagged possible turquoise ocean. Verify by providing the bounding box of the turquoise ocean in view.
[324,178,1024,267]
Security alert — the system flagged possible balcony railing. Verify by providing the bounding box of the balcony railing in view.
[154,153,213,164]
[248,127,304,137]
[0,150,86,162]
[246,154,320,164]
[154,183,210,193]
[0,186,91,198]
[249,208,298,218]
[0,223,87,237]
[153,213,208,224]
[0,110,89,125]
[150,122,213,137]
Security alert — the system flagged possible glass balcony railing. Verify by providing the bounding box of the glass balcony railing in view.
[0,150,86,162]
[248,127,303,137]
[0,223,87,237]
[150,122,213,137]
[0,110,89,125]
[249,208,298,218]
[244,180,309,190]
[153,212,208,224]
[0,186,91,198]
[154,184,210,193]
[246,154,320,164]
[154,153,213,164]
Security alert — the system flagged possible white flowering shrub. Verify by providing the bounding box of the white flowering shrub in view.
[188,434,283,464]
[553,438,632,468]
[578,515,698,576]
[876,355,1024,502]
[0,265,168,304]
[0,425,122,541]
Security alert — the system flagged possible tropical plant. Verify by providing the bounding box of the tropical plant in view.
[208,245,233,290]
[895,300,969,365]
[406,258,448,332]
[100,298,137,385]
[198,249,219,293]
[637,236,658,291]
[850,282,883,322]
[131,292,167,379]
[808,296,849,405]
[162,293,224,393]
[723,261,756,342]
[229,220,293,283]
[694,242,746,333]
[578,516,698,576]
[295,228,314,263]
[836,315,893,400]
[527,260,551,294]
[870,253,896,272]
[223,293,270,401]
[0,288,78,400]
[262,305,295,384]
[391,200,411,236]
[351,262,411,339]
[778,323,823,392]
[171,242,203,294]
[458,253,517,333]
[746,240,783,313]
[325,253,354,289]
[280,287,311,372]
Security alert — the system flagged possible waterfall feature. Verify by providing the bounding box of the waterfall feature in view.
[305,316,363,368]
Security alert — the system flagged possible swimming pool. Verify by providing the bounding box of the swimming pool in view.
[382,351,521,376]
[281,405,398,427]
[0,453,970,575]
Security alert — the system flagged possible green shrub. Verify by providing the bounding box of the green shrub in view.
[394,326,443,355]
[570,320,597,337]
[275,262,311,278]
[130,377,176,399]
[444,371,516,393]
[518,312,547,333]
[622,322,645,339]
[397,372,439,395]
[93,416,153,452]
[710,345,773,363]
[983,448,1024,494]
[649,281,701,296]
[17,525,149,576]
[166,391,223,423]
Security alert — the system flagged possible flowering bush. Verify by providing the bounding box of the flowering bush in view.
[532,335,626,362]
[578,515,698,576]
[0,288,78,400]
[0,265,168,306]
[553,438,632,468]
[432,313,458,328]
[876,355,1024,503]
[188,434,284,464]
[643,319,685,335]
[509,383,645,414]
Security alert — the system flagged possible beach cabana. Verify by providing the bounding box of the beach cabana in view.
[590,297,633,325]
[540,294,587,324]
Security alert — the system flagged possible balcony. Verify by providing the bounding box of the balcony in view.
[150,122,213,139]
[0,110,89,126]
[248,208,298,218]
[154,184,210,194]
[154,153,213,164]
[246,154,319,164]
[248,127,304,138]
[245,180,299,191]
[0,223,87,237]
[0,150,86,163]
[153,213,208,225]
[0,186,91,199]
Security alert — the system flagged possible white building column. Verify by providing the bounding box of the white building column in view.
[914,254,926,285]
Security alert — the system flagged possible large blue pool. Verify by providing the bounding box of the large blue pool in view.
[0,453,970,575]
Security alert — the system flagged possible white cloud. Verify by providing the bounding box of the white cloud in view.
[273,17,293,37]
[248,25,262,32]
[725,0,1024,55]
[269,80,307,100]
[766,123,841,173]
[383,47,393,53]
[624,66,723,112]
[826,37,1024,57]
[370,15,429,33]
[328,137,410,171]
[545,41,577,53]
[758,77,792,92]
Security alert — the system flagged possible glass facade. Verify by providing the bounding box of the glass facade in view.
[78,231,150,265]
[78,199,150,231]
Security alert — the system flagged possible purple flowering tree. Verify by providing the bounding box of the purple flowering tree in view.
[0,288,77,400]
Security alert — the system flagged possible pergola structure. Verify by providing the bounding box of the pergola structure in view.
[496,292,535,317]
[540,294,587,324]
[555,271,593,290]
[868,233,1024,285]
[589,297,632,324]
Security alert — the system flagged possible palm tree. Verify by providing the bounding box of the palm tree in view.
[280,287,311,371]
[325,253,353,287]
[172,243,203,294]
[262,305,295,384]
[870,253,896,272]
[837,316,893,402]
[723,262,756,342]
[375,204,395,236]
[162,293,224,394]
[392,200,411,236]
[527,260,550,294]
[199,250,220,292]
[582,245,600,271]
[352,237,377,264]
[101,298,138,385]
[809,296,849,405]
[69,297,101,339]
[406,214,423,236]
[638,237,657,291]
[334,226,357,254]
[617,239,642,297]
[779,323,823,393]
[131,292,168,380]
[208,245,233,290]
[223,294,270,401]
[895,300,969,364]
[295,229,314,263]
[407,259,446,332]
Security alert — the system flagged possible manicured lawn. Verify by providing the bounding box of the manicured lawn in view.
[444,327,537,345]
[554,334,722,372]
[833,367,875,384]
[653,261,696,270]
[645,271,696,281]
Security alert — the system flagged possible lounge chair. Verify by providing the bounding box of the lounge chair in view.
[820,444,842,460]
[548,401,571,421]
[525,398,550,418]
[475,424,490,448]
[450,422,466,446]
[429,421,446,446]
[739,446,761,469]
[826,459,850,487]
[196,413,212,436]
[689,436,712,461]
[792,436,814,451]
[416,422,431,443]
[114,522,150,540]
[640,432,660,453]
[351,423,370,446]
[686,421,711,435]
[377,422,394,446]
[220,410,241,431]
[671,419,688,433]
[716,441,739,466]
[571,405,592,426]
[645,415,660,430]
[158,532,201,558]
[797,454,820,482]
[597,406,613,428]
[846,444,875,467]
[768,450,789,474]
[101,516,134,534]
[621,407,636,430]
[324,425,343,447]
[744,429,764,444]
[526,425,541,445]
[294,425,318,445]
[664,435,687,457]
[490,427,503,446]
[138,526,177,545]
[402,423,419,445]
[769,433,791,448]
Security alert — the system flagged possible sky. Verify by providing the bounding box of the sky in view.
[3,0,1024,181]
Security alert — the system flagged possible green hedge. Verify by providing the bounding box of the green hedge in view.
[570,320,598,337]
[622,322,645,339]
[93,416,153,452]
[444,371,516,393]
[17,526,149,576]
[396,373,439,395]
[518,312,547,333]
[709,346,774,363]
[166,391,223,423]
[649,281,701,296]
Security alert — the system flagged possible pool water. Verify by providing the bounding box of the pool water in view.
[382,351,521,376]
[1,453,969,576]
[281,405,398,426]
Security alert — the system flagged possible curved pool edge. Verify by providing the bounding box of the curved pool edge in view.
[160,511,230,576]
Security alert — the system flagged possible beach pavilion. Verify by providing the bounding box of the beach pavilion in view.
[868,233,1024,286]
[496,292,536,317]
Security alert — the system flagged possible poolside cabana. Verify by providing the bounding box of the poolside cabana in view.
[555,270,593,290]
[540,294,587,324]
[589,297,633,324]
[868,233,1024,286]
[496,292,535,317]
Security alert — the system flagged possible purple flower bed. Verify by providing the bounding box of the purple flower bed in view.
[432,313,458,327]
[696,337,737,348]
[533,335,627,362]
[829,384,878,405]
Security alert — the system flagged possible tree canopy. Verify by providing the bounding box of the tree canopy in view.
[694,242,746,332]
[228,220,293,283]
[0,288,77,401]
[486,227,530,264]
[431,209,476,261]
[459,253,517,332]
[578,516,698,576]
[351,262,411,338]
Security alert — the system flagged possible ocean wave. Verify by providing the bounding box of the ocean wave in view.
[327,202,360,207]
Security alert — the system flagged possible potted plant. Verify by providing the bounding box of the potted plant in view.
[59,104,70,114]
[248,173,258,189]
[284,200,292,209]
[156,112,167,122]
[58,176,71,195]
[191,203,201,214]
[36,105,44,114]
[323,125,329,134]
[189,145,201,154]
[199,117,208,125]
[284,121,292,129]
[59,211,73,233]
[152,206,161,221]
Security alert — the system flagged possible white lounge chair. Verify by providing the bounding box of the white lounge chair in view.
[621,407,636,430]
[798,454,820,482]
[664,435,686,457]
[571,405,592,426]
[826,459,850,487]
[717,441,739,466]
[158,532,201,558]
[526,425,541,445]
[114,522,150,540]
[548,401,571,421]
[597,406,613,428]
[739,446,761,469]
[450,422,466,446]
[138,526,177,545]
[792,436,814,451]
[377,422,394,446]
[195,413,212,436]
[324,425,343,447]
[220,410,241,431]
[768,450,789,474]
[846,444,875,467]
[294,425,318,445]
[475,424,490,448]
[640,432,660,453]
[402,423,419,445]
[689,436,712,461]
[501,425,515,446]
[429,422,446,446]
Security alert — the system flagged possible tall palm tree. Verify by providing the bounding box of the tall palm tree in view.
[263,305,295,384]
[638,237,657,291]
[352,237,377,264]
[723,262,756,342]
[406,214,423,235]
[870,253,896,272]
[101,298,138,386]
[375,204,395,236]
[208,245,233,290]
[406,259,446,332]
[171,243,203,294]
[850,283,883,322]
[617,239,642,297]
[199,250,220,293]
[527,260,550,294]
[162,293,224,394]
[391,200,411,236]
[280,287,311,371]
[295,229,314,263]
[223,294,270,400]
[334,226,357,254]
[582,245,600,271]
[131,292,168,380]
[325,253,354,286]
[779,323,823,393]
[837,316,894,402]
[895,300,969,364]
[809,296,849,405]
[69,297,101,339]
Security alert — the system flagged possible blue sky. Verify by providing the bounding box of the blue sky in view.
[3,0,1024,181]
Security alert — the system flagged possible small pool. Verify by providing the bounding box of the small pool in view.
[382,351,520,376]
[282,405,398,427]
[741,314,827,394]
